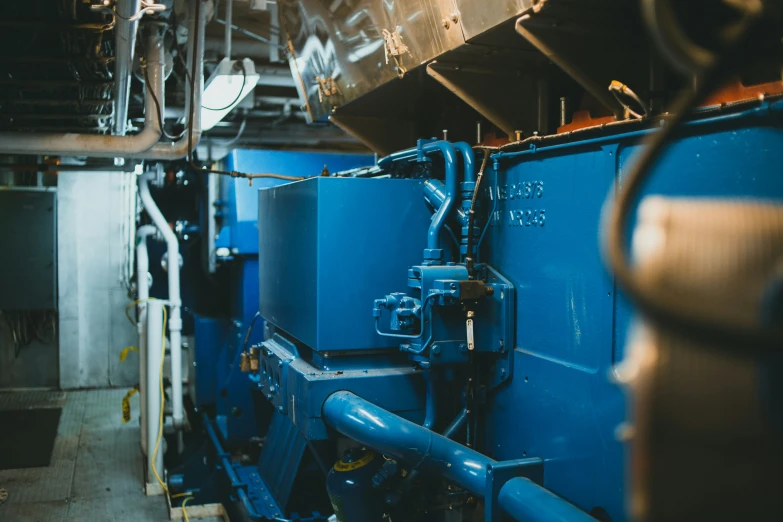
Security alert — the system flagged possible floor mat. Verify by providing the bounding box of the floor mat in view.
[0,408,61,470]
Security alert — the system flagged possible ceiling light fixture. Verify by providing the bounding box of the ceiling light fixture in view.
[201,58,260,131]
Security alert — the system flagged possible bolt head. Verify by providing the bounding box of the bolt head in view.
[441,18,450,29]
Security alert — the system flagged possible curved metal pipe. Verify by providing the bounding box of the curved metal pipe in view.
[138,174,185,430]
[323,391,595,522]
[129,0,205,160]
[378,140,458,261]
[0,29,164,156]
[453,141,476,184]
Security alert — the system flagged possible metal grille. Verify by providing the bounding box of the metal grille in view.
[0,0,116,134]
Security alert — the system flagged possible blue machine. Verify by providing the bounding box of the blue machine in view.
[178,102,783,521]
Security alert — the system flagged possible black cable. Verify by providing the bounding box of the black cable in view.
[242,312,262,355]
[144,63,187,142]
[465,148,491,279]
[602,5,780,350]
[202,61,247,112]
[185,1,304,182]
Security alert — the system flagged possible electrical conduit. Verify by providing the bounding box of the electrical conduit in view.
[322,391,595,522]
[138,175,185,430]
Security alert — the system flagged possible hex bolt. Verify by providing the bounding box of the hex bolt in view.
[441,18,450,29]
[432,344,441,355]
[450,12,459,23]
[277,405,284,413]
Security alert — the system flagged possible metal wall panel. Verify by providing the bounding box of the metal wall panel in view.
[0,190,57,309]
[454,0,530,40]
[57,172,137,389]
[282,0,464,122]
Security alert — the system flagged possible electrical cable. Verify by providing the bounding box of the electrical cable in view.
[242,312,263,356]
[465,148,491,278]
[144,62,188,142]
[185,0,304,183]
[602,4,779,350]
[608,80,649,120]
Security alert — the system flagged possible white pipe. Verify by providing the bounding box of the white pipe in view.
[146,299,164,485]
[128,0,205,160]
[138,174,185,430]
[136,224,157,456]
[113,0,143,136]
[0,28,165,156]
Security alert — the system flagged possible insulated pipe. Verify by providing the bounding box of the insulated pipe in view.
[323,391,595,522]
[146,299,164,485]
[0,28,164,156]
[136,224,157,456]
[138,174,185,430]
[378,141,457,260]
[128,0,206,160]
[113,0,143,136]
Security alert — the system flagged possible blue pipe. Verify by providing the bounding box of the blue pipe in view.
[442,407,468,439]
[423,370,437,430]
[205,415,287,522]
[453,142,476,183]
[499,478,596,522]
[322,391,594,522]
[378,140,458,261]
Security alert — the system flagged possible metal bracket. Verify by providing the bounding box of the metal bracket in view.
[485,458,544,522]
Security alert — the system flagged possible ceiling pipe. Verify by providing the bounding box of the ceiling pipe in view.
[0,27,164,157]
[113,0,143,136]
[127,0,205,160]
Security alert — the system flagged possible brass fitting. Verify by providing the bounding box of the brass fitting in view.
[239,352,251,373]
[249,347,260,372]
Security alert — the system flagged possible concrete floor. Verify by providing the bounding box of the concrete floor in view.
[0,389,224,522]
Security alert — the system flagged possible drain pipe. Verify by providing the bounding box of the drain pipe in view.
[138,174,185,430]
[0,27,164,156]
[146,298,165,487]
[113,0,143,136]
[323,391,595,522]
[136,224,157,455]
[128,0,205,160]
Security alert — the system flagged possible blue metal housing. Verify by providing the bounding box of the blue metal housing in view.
[482,102,783,520]
[188,105,783,522]
[258,177,435,352]
[217,150,374,254]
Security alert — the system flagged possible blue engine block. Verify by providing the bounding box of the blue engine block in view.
[183,101,783,522]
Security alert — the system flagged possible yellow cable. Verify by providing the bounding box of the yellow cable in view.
[151,303,168,492]
[181,496,194,522]
[133,298,191,522]
[125,298,145,326]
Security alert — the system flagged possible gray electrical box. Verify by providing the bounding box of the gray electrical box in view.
[0,191,57,310]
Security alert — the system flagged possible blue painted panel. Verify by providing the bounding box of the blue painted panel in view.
[258,178,433,352]
[194,314,230,407]
[221,150,374,255]
[483,115,783,521]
